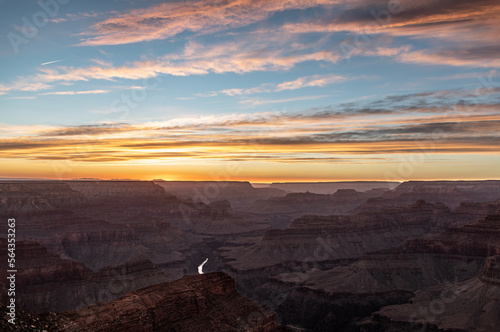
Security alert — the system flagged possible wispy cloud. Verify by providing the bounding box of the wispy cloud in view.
[77,0,345,46]
[1,0,499,98]
[429,70,499,80]
[395,48,500,68]
[276,73,349,91]
[46,18,67,23]
[40,90,111,96]
[2,88,499,163]
[0,82,52,94]
[240,95,330,106]
[0,36,341,94]
[190,73,354,99]
[278,0,500,67]
[5,96,36,100]
[279,0,500,41]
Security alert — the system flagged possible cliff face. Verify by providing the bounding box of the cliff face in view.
[277,213,500,293]
[0,273,285,332]
[66,180,170,205]
[0,238,90,287]
[259,212,500,331]
[275,213,500,331]
[0,180,278,315]
[222,200,452,271]
[0,182,87,214]
[404,213,500,257]
[247,188,388,216]
[155,181,286,210]
[358,180,500,211]
[5,211,150,271]
[0,239,170,313]
[373,275,500,332]
[267,181,399,194]
[3,179,499,331]
[61,272,282,332]
[186,200,270,235]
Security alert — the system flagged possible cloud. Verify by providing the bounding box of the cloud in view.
[46,18,67,23]
[276,73,349,91]
[240,95,330,106]
[194,91,218,98]
[2,87,499,163]
[193,73,352,99]
[89,58,113,67]
[429,70,499,80]
[281,0,500,40]
[395,48,500,68]
[77,0,345,46]
[16,0,500,95]
[37,124,129,137]
[0,82,52,94]
[5,96,36,100]
[220,89,244,96]
[1,36,341,94]
[40,90,111,96]
[277,0,500,67]
[223,85,272,95]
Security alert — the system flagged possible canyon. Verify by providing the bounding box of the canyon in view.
[1,180,500,331]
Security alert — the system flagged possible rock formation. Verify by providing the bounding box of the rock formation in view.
[222,200,453,271]
[155,180,285,210]
[0,238,170,313]
[357,180,500,211]
[0,181,87,213]
[0,273,286,331]
[2,179,500,331]
[247,188,389,216]
[60,272,283,331]
[267,181,399,194]
[272,213,500,331]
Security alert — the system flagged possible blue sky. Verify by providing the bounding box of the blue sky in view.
[1,0,499,181]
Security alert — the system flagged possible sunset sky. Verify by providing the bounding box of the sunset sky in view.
[1,0,499,182]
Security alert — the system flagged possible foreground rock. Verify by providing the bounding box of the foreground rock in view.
[1,272,286,331]
[61,272,283,331]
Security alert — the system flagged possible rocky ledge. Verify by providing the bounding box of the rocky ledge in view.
[61,272,282,331]
[1,272,285,331]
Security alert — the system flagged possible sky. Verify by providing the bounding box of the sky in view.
[0,0,499,182]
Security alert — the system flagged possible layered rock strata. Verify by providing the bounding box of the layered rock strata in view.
[61,272,283,332]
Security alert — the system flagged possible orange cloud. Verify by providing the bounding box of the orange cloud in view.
[396,49,500,68]
[2,38,341,94]
[2,89,500,181]
[2,92,500,165]
[277,0,500,67]
[77,0,345,46]
[280,0,500,41]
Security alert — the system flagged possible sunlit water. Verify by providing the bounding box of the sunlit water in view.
[198,258,208,274]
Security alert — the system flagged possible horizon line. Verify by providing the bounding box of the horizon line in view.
[1,177,500,184]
